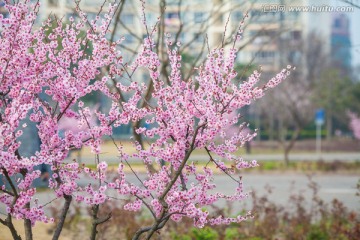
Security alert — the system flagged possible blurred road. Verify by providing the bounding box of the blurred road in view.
[1,173,356,216]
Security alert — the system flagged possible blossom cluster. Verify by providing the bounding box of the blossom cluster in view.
[0,0,291,232]
[0,0,121,224]
[348,112,360,140]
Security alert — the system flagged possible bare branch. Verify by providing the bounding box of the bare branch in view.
[204,147,240,184]
[52,194,72,240]
[1,215,22,240]
[90,204,112,240]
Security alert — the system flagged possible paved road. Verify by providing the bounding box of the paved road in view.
[73,152,360,165]
[216,173,359,212]
[241,152,360,161]
[1,173,357,216]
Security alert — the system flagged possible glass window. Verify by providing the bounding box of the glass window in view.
[333,18,341,28]
[121,13,134,25]
[290,31,301,40]
[194,12,204,23]
[124,34,134,44]
[232,11,243,23]
[166,12,179,19]
[254,51,276,62]
[87,12,97,22]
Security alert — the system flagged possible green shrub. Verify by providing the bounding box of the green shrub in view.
[224,228,238,240]
[191,227,219,240]
[261,161,277,170]
[171,232,192,240]
[306,225,329,240]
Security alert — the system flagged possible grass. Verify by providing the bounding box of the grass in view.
[71,140,336,159]
[68,139,360,175]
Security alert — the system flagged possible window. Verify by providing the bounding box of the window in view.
[166,12,179,19]
[290,31,301,41]
[124,34,134,44]
[121,13,134,25]
[254,51,275,62]
[146,12,155,24]
[167,0,179,6]
[333,18,341,28]
[232,11,243,23]
[288,51,301,65]
[253,30,275,44]
[194,12,205,23]
[249,31,257,37]
[165,12,179,25]
[253,36,270,45]
[66,0,73,6]
[87,12,96,22]
[251,10,262,18]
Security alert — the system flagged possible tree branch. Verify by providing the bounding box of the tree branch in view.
[1,168,18,198]
[2,215,22,240]
[52,194,72,240]
[52,167,73,240]
[132,123,206,240]
[90,204,112,240]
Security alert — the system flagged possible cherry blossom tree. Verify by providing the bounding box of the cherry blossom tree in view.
[349,112,360,140]
[0,1,292,239]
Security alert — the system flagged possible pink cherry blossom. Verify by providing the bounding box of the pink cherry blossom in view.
[349,112,360,140]
[0,1,292,239]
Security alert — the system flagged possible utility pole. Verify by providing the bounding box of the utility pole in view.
[315,109,325,159]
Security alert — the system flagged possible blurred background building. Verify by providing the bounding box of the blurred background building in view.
[331,12,352,72]
[31,0,350,75]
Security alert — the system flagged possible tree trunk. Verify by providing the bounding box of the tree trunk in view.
[90,205,99,240]
[269,111,274,141]
[1,215,22,240]
[52,195,72,240]
[278,118,286,143]
[90,205,112,240]
[245,141,251,154]
[24,203,33,240]
[283,127,301,167]
[284,148,290,166]
[326,112,332,140]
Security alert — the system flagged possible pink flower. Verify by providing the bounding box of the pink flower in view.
[349,112,360,140]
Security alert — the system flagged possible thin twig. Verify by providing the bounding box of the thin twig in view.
[204,147,240,184]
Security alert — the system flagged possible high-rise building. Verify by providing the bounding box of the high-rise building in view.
[231,0,333,75]
[331,13,352,72]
